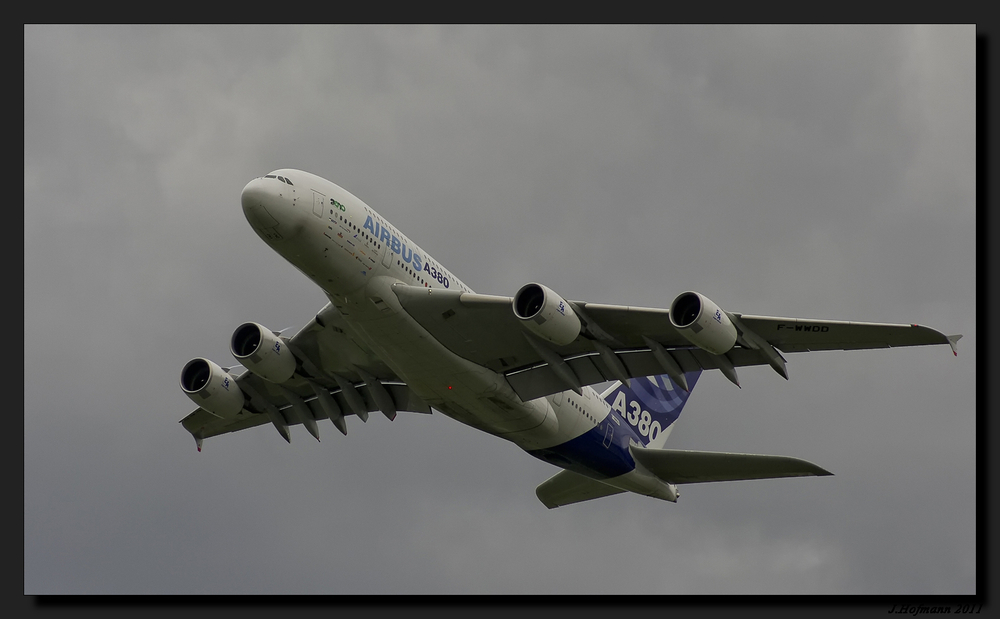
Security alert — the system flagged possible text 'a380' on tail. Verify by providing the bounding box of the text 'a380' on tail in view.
[600,370,703,449]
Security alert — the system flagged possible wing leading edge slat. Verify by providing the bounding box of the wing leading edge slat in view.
[505,347,770,401]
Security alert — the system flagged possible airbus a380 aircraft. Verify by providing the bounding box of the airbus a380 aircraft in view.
[179,169,961,508]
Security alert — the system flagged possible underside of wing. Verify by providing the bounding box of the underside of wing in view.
[180,405,272,441]
[630,444,832,485]
[535,469,626,509]
[391,284,959,402]
[179,302,431,447]
[181,377,431,442]
[736,315,960,353]
[392,285,693,371]
[290,302,399,380]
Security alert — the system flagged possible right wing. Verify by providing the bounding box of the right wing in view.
[392,284,960,401]
[735,315,962,353]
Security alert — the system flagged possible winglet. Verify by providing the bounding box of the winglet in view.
[947,334,962,356]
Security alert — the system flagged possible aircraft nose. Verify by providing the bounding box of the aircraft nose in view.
[240,178,268,212]
[241,176,301,240]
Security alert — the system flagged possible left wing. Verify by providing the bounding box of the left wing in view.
[392,284,959,401]
[180,302,431,449]
[181,378,430,444]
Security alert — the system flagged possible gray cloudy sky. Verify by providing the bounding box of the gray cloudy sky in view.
[24,25,977,596]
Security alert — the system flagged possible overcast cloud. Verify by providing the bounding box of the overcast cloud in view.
[24,25,978,597]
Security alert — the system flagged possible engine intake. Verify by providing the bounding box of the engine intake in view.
[180,358,246,418]
[231,322,297,384]
[512,283,582,346]
[669,291,738,355]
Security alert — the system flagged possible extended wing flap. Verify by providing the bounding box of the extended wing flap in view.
[506,347,770,402]
[180,381,432,446]
[535,469,626,509]
[181,345,431,447]
[630,445,832,485]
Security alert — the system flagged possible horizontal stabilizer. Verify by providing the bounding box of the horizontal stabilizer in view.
[630,444,832,485]
[536,469,625,509]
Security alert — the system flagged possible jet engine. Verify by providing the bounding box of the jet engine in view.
[512,283,582,346]
[230,322,297,384]
[669,291,738,355]
[180,357,246,418]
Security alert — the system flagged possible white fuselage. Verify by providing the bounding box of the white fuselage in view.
[240,169,677,500]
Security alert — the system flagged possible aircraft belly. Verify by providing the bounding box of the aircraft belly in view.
[526,423,634,479]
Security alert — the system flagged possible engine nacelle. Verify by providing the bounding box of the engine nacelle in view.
[512,283,582,346]
[230,322,297,384]
[180,357,246,418]
[669,291,738,355]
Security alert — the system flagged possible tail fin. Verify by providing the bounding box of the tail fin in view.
[601,371,701,449]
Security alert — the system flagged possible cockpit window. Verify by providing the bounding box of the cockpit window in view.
[263,174,293,186]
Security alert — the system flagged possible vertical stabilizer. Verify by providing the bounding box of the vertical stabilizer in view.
[601,371,701,449]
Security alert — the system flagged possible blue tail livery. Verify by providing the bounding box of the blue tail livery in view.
[536,369,832,508]
[601,371,702,449]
